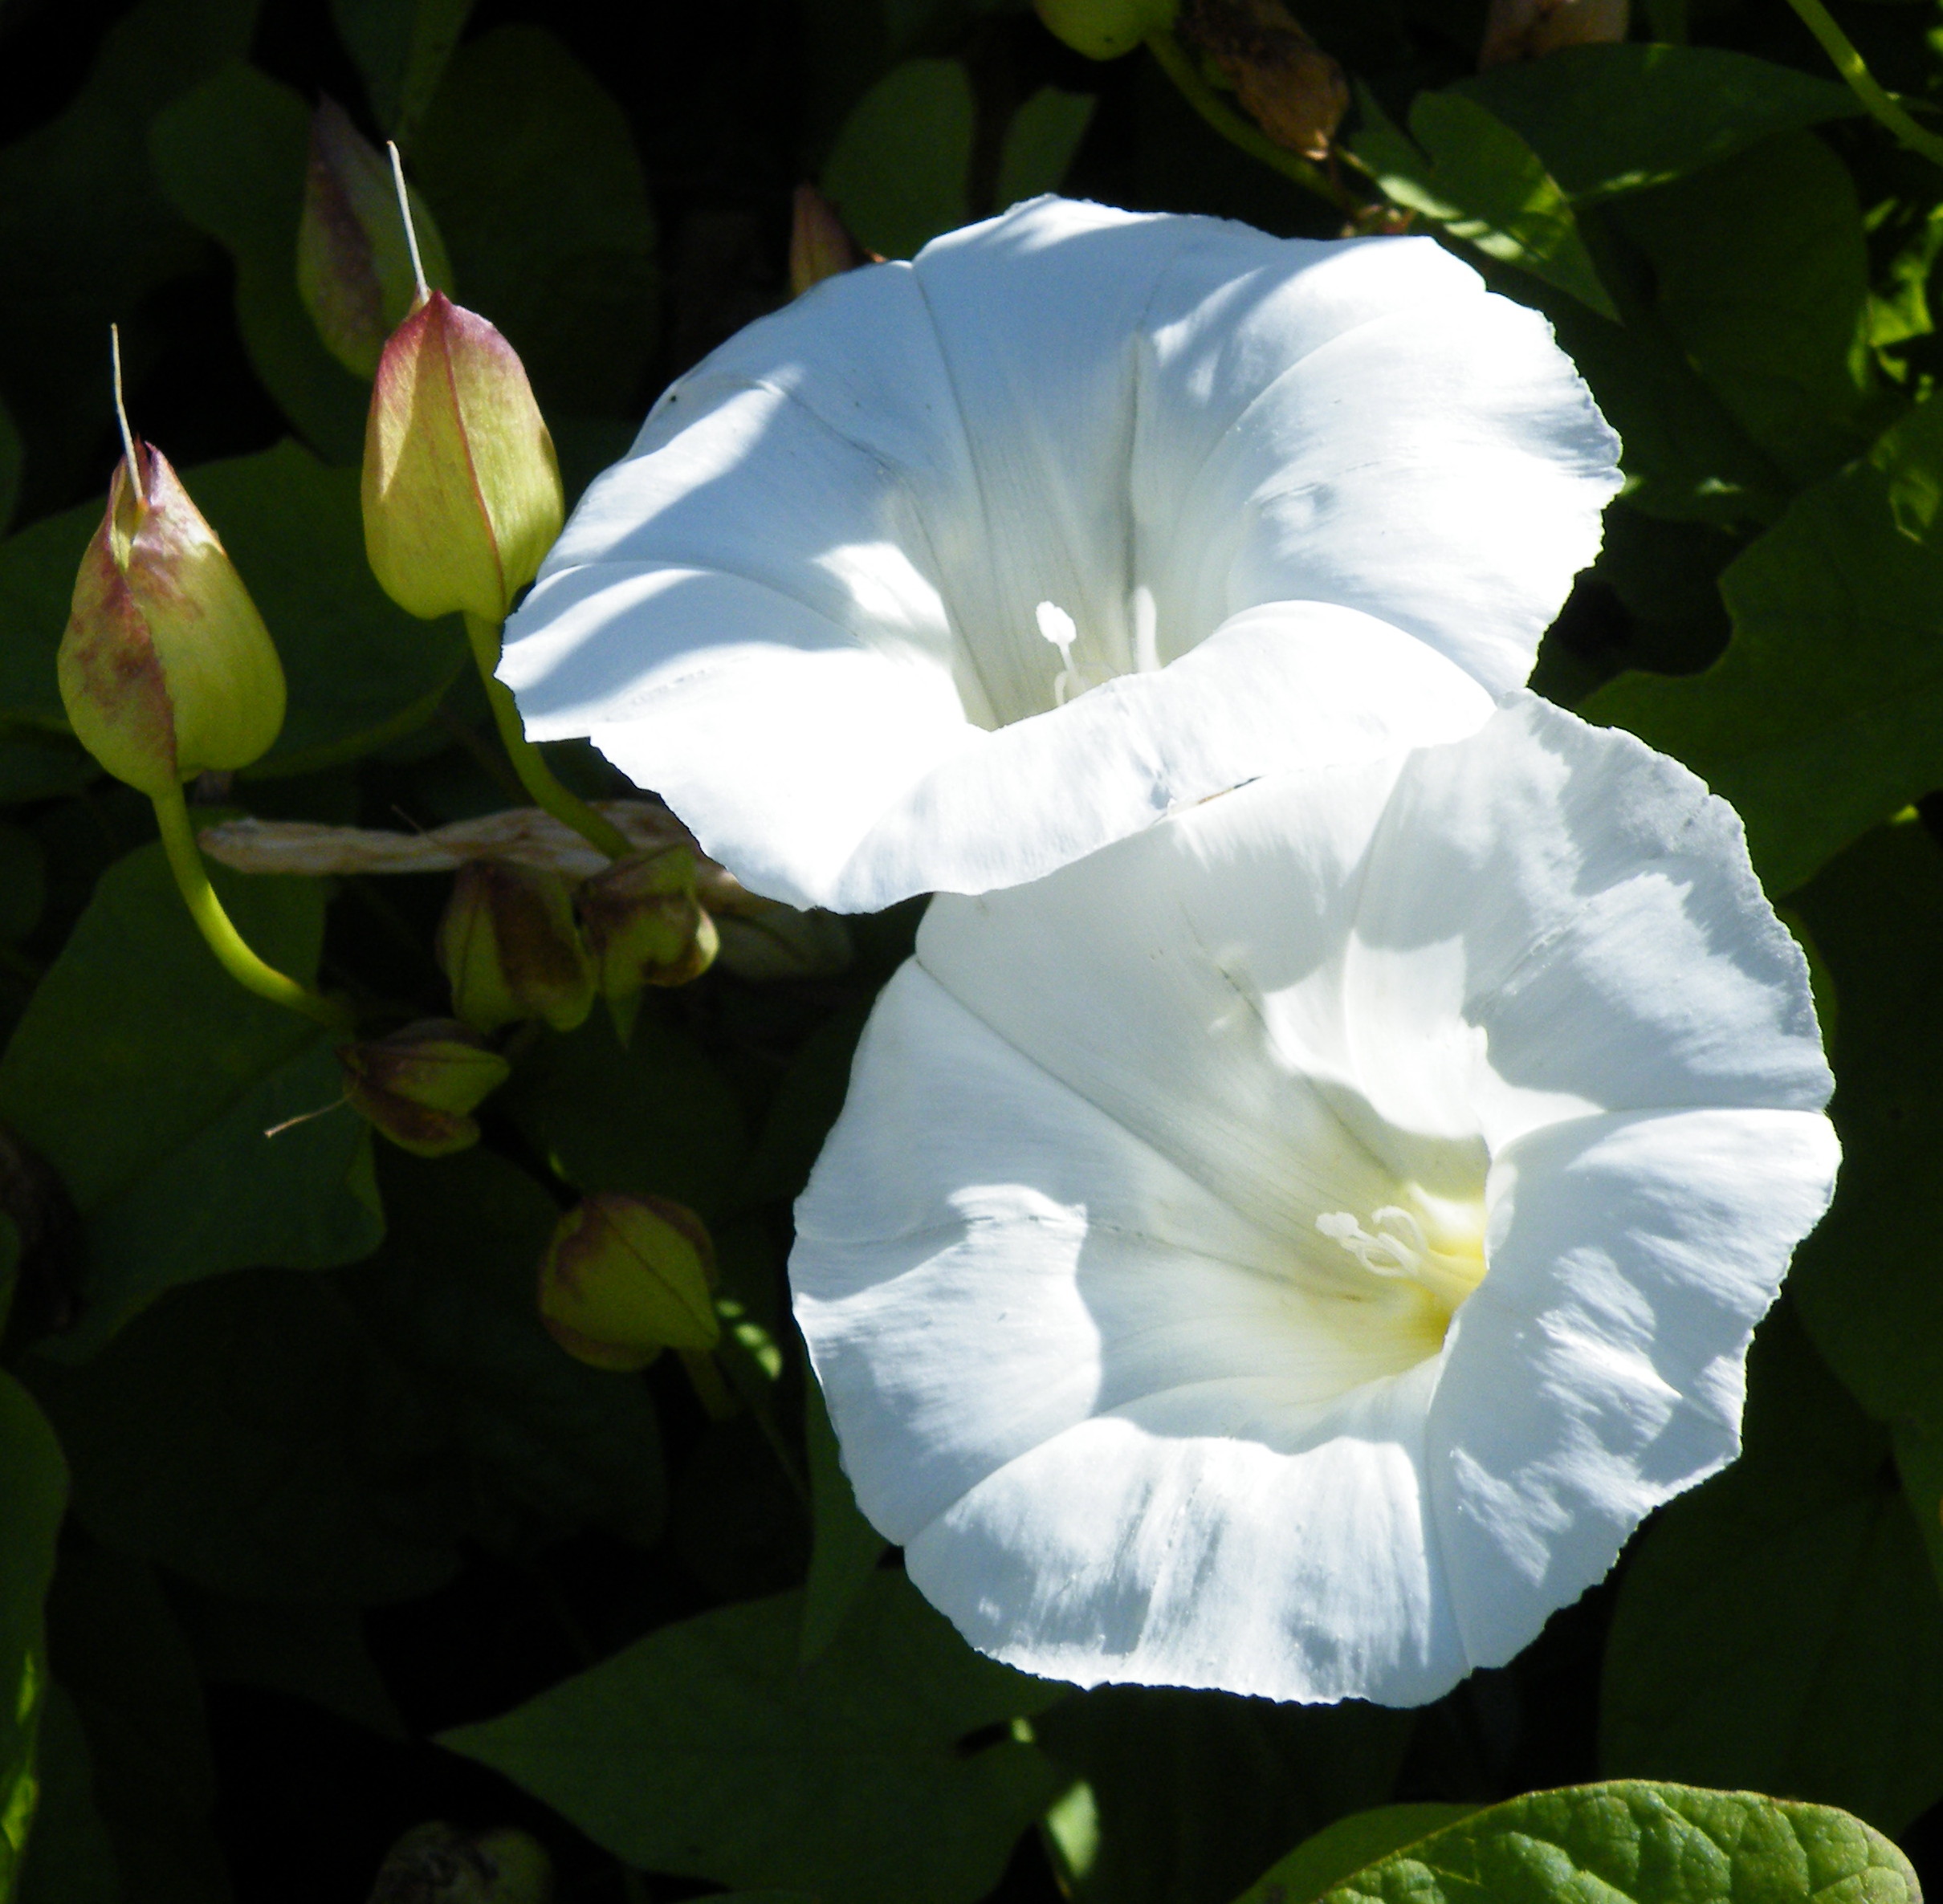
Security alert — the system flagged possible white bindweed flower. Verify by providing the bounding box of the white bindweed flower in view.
[498,197,1621,912]
[791,696,1839,1706]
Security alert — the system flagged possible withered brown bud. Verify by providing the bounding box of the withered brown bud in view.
[435,860,594,1035]
[789,184,876,297]
[1479,0,1629,67]
[339,1019,511,1157]
[1177,0,1348,160]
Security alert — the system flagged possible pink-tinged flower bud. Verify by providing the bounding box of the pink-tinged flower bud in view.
[435,860,594,1034]
[537,1193,719,1373]
[297,99,453,380]
[789,185,874,297]
[1179,0,1348,158]
[1036,0,1175,58]
[338,1019,511,1157]
[579,847,719,1027]
[369,1821,553,1903]
[362,290,564,624]
[58,442,287,799]
[1479,0,1628,67]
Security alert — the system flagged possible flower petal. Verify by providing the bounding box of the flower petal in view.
[511,596,1489,911]
[1341,694,1835,1149]
[501,196,1617,909]
[1433,1105,1841,1670]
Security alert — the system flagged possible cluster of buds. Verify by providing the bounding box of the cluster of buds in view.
[434,846,719,1040]
[536,1192,719,1373]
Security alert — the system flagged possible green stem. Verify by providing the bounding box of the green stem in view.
[1144,31,1364,217]
[464,613,632,860]
[1783,0,1943,169]
[153,783,353,1032]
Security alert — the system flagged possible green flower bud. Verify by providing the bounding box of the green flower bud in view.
[339,1019,511,1157]
[298,98,454,380]
[369,1821,553,1904]
[537,1193,719,1373]
[1035,0,1176,59]
[58,443,286,799]
[362,289,564,624]
[435,860,594,1034]
[579,847,720,1031]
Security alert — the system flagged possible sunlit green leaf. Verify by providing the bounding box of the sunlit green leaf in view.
[1600,1304,1943,1835]
[412,26,658,415]
[1306,1780,1916,1904]
[823,59,975,259]
[15,1688,118,1904]
[0,844,380,1356]
[442,1570,1065,1903]
[1454,43,1857,202]
[149,62,370,464]
[1584,394,1943,895]
[1352,88,1616,319]
[1228,1804,1481,1904]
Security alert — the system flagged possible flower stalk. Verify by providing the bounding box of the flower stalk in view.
[1783,0,1943,171]
[464,613,632,860]
[153,781,352,1031]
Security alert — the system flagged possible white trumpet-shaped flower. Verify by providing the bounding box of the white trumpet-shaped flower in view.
[498,197,1621,912]
[792,697,1839,1706]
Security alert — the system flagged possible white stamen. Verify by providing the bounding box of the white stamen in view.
[1317,1208,1426,1280]
[1036,600,1082,706]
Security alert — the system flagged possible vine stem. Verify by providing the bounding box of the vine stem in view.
[153,782,354,1032]
[1143,31,1365,218]
[463,613,632,860]
[1783,0,1943,170]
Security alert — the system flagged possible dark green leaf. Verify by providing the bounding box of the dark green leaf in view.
[1599,1304,1943,1834]
[800,1373,887,1662]
[1583,395,1943,896]
[28,1267,466,1605]
[1453,44,1857,202]
[735,1001,868,1209]
[1310,1780,1917,1904]
[0,731,96,805]
[442,1570,1065,1904]
[0,0,255,515]
[172,1586,406,1739]
[504,1010,747,1223]
[1607,132,1875,487]
[996,87,1098,212]
[0,1374,67,1900]
[1038,1688,1414,1904]
[1229,1805,1481,1904]
[1786,818,1943,1585]
[0,396,19,539]
[0,823,46,941]
[332,0,475,142]
[0,844,380,1356]
[39,1548,230,1904]
[149,63,369,464]
[822,60,975,260]
[341,1145,666,1550]
[16,1686,120,1904]
[1351,88,1615,319]
[411,26,658,414]
[0,440,467,775]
